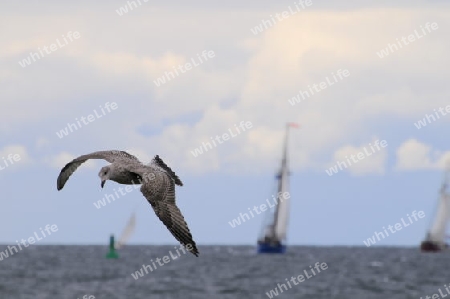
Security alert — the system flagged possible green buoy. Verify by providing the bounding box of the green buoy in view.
[105,234,119,259]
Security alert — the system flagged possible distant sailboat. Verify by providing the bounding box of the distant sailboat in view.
[421,164,450,252]
[257,123,298,254]
[116,212,136,249]
[106,212,136,258]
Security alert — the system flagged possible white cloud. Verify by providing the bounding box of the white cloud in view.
[35,137,50,150]
[395,139,450,171]
[328,138,388,176]
[0,145,31,171]
[2,6,450,174]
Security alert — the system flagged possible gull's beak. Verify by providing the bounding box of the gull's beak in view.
[101,180,106,188]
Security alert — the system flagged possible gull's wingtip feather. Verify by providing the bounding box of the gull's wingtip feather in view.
[56,177,64,190]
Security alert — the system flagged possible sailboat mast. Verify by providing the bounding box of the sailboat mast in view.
[281,124,289,174]
[272,124,290,236]
[441,162,450,193]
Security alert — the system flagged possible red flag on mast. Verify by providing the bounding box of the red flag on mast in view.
[287,122,300,128]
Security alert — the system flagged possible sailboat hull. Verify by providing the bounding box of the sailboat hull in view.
[420,241,446,252]
[257,243,286,254]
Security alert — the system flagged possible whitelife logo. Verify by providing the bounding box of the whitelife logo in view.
[153,50,215,87]
[414,105,450,129]
[115,0,149,16]
[0,153,21,171]
[376,22,439,58]
[190,121,253,157]
[0,224,59,262]
[325,140,388,176]
[228,192,290,228]
[250,0,313,35]
[265,262,328,298]
[363,210,425,247]
[18,31,81,68]
[55,102,118,139]
[288,69,350,106]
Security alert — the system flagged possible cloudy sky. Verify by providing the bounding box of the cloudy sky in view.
[1,0,450,247]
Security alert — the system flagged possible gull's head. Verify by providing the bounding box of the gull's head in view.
[98,166,111,188]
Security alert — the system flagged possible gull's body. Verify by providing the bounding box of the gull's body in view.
[57,150,198,256]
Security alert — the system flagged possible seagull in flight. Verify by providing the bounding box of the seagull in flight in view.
[56,150,199,256]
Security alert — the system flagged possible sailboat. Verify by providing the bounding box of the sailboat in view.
[420,164,450,252]
[106,212,136,258]
[116,211,136,249]
[257,123,298,254]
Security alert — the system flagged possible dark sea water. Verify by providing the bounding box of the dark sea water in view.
[0,245,449,299]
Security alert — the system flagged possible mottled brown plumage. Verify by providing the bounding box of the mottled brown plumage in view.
[56,150,198,256]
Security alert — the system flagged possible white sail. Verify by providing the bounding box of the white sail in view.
[257,123,297,248]
[115,212,136,249]
[259,123,294,243]
[428,192,450,244]
[274,162,290,240]
[424,161,450,248]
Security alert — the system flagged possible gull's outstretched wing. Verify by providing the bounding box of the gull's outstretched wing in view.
[140,171,198,256]
[149,155,183,186]
[57,150,139,190]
